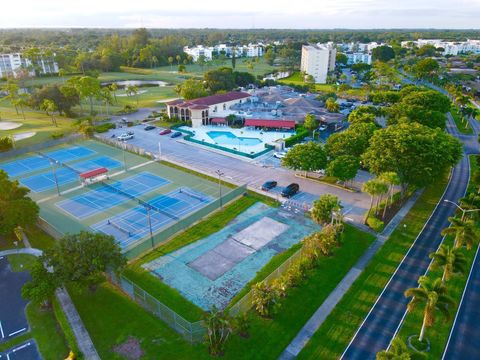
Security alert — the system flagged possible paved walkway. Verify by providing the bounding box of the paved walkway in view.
[278,190,423,359]
[0,248,100,360]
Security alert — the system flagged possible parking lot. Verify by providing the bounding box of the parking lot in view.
[103,124,371,223]
[0,257,30,344]
[0,340,41,360]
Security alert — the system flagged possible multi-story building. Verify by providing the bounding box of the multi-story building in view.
[300,43,336,84]
[0,52,59,78]
[346,53,372,65]
[401,39,480,56]
[183,43,265,62]
[183,45,214,62]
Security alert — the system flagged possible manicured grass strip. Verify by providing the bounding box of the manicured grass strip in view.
[124,196,261,321]
[25,302,70,360]
[52,297,82,358]
[450,107,473,135]
[0,333,31,352]
[67,282,208,360]
[7,254,36,272]
[25,224,57,250]
[219,225,374,359]
[395,155,480,359]
[297,171,450,359]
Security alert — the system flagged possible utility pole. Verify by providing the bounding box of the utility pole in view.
[146,206,154,248]
[50,160,60,195]
[215,169,224,209]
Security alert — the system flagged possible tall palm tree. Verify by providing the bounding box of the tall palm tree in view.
[429,245,467,282]
[379,172,401,219]
[376,338,410,360]
[203,306,232,356]
[109,83,118,104]
[441,217,477,250]
[362,178,388,222]
[404,276,455,342]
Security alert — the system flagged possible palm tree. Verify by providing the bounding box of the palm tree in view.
[404,276,455,342]
[203,306,232,356]
[363,178,388,222]
[429,245,467,282]
[168,56,174,71]
[376,338,410,360]
[441,217,477,250]
[109,83,118,104]
[379,172,401,218]
[40,99,58,127]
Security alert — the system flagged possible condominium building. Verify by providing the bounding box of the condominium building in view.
[300,44,336,84]
[347,53,372,65]
[183,43,264,62]
[0,52,58,78]
[401,39,480,56]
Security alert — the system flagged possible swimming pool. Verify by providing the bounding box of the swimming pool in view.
[207,131,262,146]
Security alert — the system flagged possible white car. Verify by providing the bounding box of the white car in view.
[319,124,328,131]
[273,151,286,159]
[117,133,134,141]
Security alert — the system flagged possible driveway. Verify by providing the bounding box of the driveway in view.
[103,125,371,223]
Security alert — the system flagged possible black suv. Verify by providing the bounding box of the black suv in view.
[281,183,299,198]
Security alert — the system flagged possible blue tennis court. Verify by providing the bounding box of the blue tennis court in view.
[55,172,170,219]
[44,146,96,163]
[92,188,212,248]
[20,156,121,193]
[0,155,51,177]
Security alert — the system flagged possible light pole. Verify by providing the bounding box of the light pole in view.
[215,169,224,209]
[444,199,480,221]
[122,141,127,171]
[146,206,154,248]
[50,160,60,195]
[158,141,162,161]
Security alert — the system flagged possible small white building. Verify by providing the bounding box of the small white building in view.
[300,43,336,84]
[0,52,58,79]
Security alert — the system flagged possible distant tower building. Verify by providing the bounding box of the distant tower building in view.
[300,44,336,84]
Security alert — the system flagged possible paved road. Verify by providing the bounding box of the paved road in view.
[0,340,41,360]
[0,257,30,343]
[103,125,371,223]
[341,116,471,359]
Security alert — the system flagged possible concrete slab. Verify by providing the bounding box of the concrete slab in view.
[233,217,289,250]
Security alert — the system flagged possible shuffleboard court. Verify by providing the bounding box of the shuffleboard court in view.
[92,188,212,248]
[20,156,122,192]
[0,155,50,177]
[56,172,170,219]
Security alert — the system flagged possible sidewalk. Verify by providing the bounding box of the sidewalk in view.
[278,190,423,359]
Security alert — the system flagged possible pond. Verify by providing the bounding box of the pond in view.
[101,80,169,88]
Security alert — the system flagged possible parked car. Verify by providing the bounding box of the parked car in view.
[117,133,134,141]
[171,131,182,138]
[126,130,134,136]
[273,151,286,159]
[261,180,277,191]
[319,124,328,131]
[121,117,128,123]
[144,125,156,131]
[281,183,299,198]
[159,129,172,135]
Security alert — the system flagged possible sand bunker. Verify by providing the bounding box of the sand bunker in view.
[13,132,36,141]
[0,122,22,130]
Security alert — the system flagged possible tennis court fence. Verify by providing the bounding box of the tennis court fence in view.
[122,184,248,259]
[228,247,304,316]
[109,273,206,343]
[0,134,82,160]
[94,135,156,159]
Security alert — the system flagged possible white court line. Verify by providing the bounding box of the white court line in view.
[0,321,4,338]
[12,342,31,352]
[8,327,26,337]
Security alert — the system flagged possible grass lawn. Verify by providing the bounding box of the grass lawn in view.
[7,253,36,272]
[114,86,178,108]
[0,104,75,147]
[450,107,473,135]
[297,170,450,359]
[395,154,480,359]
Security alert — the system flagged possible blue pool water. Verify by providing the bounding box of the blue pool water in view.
[207,131,262,146]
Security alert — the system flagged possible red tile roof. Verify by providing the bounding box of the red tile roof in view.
[244,119,296,129]
[80,167,108,179]
[211,117,226,123]
[189,104,209,110]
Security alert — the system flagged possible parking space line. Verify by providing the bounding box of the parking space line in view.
[8,328,26,337]
[0,321,4,338]
[12,342,31,352]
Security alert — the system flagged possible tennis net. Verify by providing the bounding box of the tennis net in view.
[107,219,131,237]
[179,187,206,202]
[37,152,80,174]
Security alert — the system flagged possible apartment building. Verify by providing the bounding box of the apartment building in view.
[300,43,336,84]
[0,52,58,78]
[183,43,264,62]
[401,39,480,56]
[347,53,372,65]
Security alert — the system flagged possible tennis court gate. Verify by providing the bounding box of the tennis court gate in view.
[110,274,206,343]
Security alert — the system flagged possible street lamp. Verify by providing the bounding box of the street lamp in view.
[146,206,154,248]
[122,141,127,171]
[50,159,60,195]
[215,169,224,209]
[444,199,480,221]
[157,141,162,161]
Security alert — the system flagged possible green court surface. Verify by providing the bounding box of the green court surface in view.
[0,139,230,254]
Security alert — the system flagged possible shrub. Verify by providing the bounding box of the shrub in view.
[271,276,289,298]
[0,136,13,152]
[251,282,280,318]
[94,122,115,133]
[285,126,309,147]
[233,313,250,338]
[51,131,64,139]
[367,216,385,232]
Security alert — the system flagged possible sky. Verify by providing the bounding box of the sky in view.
[1,0,479,29]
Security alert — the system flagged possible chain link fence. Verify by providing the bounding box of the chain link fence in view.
[229,247,303,316]
[110,274,206,343]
